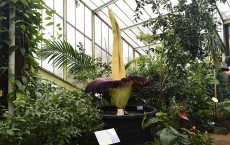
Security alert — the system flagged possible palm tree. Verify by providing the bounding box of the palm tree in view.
[38,40,111,81]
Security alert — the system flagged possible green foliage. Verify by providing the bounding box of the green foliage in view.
[159,127,179,145]
[185,96,213,131]
[38,40,111,82]
[0,79,102,145]
[182,127,214,145]
[0,0,54,79]
[210,99,230,124]
[135,0,225,62]
[142,110,214,145]
[133,0,225,106]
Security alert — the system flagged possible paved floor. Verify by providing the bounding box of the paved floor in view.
[211,133,230,145]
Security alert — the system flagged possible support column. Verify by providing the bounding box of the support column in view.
[92,13,95,59]
[63,0,67,80]
[8,0,16,115]
[133,49,136,69]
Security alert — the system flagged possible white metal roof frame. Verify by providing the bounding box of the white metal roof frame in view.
[81,0,230,53]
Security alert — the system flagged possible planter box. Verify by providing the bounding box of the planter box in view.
[100,105,156,145]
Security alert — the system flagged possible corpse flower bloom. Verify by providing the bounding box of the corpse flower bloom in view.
[85,76,148,115]
[85,9,148,115]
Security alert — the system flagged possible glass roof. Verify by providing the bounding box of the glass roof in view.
[81,0,230,52]
[81,0,154,50]
[217,0,230,20]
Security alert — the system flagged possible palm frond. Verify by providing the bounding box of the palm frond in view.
[38,40,95,75]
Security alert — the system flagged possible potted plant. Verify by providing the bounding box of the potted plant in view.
[85,9,156,145]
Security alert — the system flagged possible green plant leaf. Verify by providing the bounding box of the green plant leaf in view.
[160,128,178,145]
[6,129,14,136]
[169,126,179,135]
[45,16,52,20]
[8,45,18,54]
[223,107,230,112]
[20,24,26,31]
[21,0,29,6]
[24,13,29,18]
[46,22,54,26]
[142,117,163,129]
[45,9,56,15]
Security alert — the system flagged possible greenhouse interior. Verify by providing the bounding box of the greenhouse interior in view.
[1,0,230,144]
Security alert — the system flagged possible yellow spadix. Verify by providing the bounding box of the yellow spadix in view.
[108,9,126,80]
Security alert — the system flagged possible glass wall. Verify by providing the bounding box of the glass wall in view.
[39,0,135,84]
[38,0,227,85]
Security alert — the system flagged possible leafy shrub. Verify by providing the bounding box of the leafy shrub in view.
[142,110,214,145]
[0,80,102,145]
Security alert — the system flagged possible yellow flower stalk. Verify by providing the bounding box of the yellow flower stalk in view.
[85,9,148,115]
[108,9,126,81]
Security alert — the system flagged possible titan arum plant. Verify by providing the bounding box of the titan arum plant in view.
[85,9,148,115]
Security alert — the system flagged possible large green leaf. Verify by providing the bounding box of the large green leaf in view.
[142,117,163,129]
[160,128,178,145]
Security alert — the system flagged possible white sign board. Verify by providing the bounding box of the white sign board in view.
[94,128,120,145]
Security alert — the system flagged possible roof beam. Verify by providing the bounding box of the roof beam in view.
[121,13,177,31]
[93,0,118,13]
[121,21,146,31]
[80,0,93,11]
[38,67,82,92]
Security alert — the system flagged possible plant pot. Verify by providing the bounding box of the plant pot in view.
[100,105,156,145]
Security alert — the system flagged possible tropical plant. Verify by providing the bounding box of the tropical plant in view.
[0,1,103,145]
[38,40,111,82]
[134,0,226,106]
[0,78,102,145]
[142,104,214,145]
[210,97,230,124]
[85,9,148,115]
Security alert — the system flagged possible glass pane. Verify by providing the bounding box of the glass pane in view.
[85,38,92,56]
[67,0,76,25]
[129,46,134,62]
[121,32,139,48]
[217,1,230,20]
[116,0,136,23]
[100,0,111,3]
[42,9,54,40]
[103,5,126,28]
[102,22,109,51]
[97,10,111,26]
[76,3,84,32]
[122,40,129,65]
[89,0,103,7]
[42,58,54,73]
[131,27,145,46]
[102,50,109,63]
[109,4,134,27]
[138,25,152,35]
[108,27,113,54]
[95,17,102,46]
[76,31,85,50]
[85,7,92,38]
[81,0,97,9]
[44,0,53,9]
[135,51,140,59]
[67,24,75,47]
[55,0,63,16]
[95,45,102,59]
[54,15,63,40]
